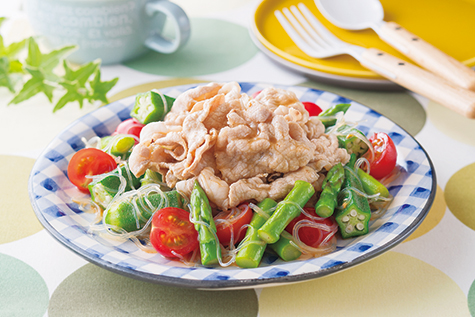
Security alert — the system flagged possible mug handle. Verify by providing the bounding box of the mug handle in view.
[144,0,191,54]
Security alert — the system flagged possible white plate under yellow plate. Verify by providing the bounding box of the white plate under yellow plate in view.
[251,0,475,85]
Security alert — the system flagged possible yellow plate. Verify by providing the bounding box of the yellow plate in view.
[252,0,475,80]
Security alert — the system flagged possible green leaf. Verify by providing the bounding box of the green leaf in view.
[0,56,15,92]
[0,17,6,29]
[8,59,23,73]
[52,60,100,112]
[25,37,42,67]
[9,75,55,104]
[63,60,98,86]
[3,39,26,58]
[24,37,76,82]
[87,68,118,104]
[53,88,82,112]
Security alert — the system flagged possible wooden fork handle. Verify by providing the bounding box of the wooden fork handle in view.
[360,48,475,118]
[378,22,475,91]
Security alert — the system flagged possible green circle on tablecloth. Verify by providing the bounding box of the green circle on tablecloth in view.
[301,81,426,136]
[445,162,475,230]
[0,155,43,244]
[49,264,258,316]
[427,100,475,146]
[259,252,469,316]
[123,18,258,76]
[0,253,49,317]
[468,279,475,315]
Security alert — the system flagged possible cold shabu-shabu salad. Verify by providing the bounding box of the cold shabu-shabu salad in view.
[67,82,398,268]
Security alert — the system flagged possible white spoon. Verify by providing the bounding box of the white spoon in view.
[315,0,475,91]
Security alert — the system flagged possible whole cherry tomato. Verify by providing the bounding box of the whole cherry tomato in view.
[150,207,199,258]
[67,148,117,193]
[285,207,336,248]
[214,203,253,246]
[302,101,323,116]
[367,132,397,179]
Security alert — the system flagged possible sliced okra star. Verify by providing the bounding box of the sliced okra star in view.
[336,154,372,239]
[335,205,371,238]
[130,91,175,125]
[336,125,369,158]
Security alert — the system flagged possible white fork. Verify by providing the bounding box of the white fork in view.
[275,3,475,119]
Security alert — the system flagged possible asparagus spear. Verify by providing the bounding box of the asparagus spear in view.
[268,231,302,262]
[315,163,345,218]
[235,198,277,268]
[357,168,390,198]
[258,180,315,244]
[190,181,221,266]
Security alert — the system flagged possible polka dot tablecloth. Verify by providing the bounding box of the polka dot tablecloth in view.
[1,1,475,316]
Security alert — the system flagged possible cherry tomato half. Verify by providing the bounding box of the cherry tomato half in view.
[214,203,253,246]
[302,101,322,116]
[367,132,397,179]
[150,207,199,258]
[285,208,336,248]
[67,148,117,193]
[113,118,145,142]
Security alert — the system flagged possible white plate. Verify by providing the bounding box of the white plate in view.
[29,82,435,289]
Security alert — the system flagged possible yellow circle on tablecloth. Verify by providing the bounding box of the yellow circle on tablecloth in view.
[48,264,258,316]
[259,252,469,316]
[0,155,43,244]
[403,185,446,243]
[427,100,475,146]
[108,78,209,102]
[445,163,475,230]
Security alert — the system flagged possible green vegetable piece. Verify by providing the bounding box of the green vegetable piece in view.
[130,90,175,124]
[317,103,351,128]
[258,180,315,244]
[88,164,142,209]
[357,168,390,198]
[336,125,369,157]
[315,163,345,218]
[268,231,302,262]
[99,134,135,158]
[336,155,372,239]
[190,181,221,266]
[104,190,184,233]
[140,169,164,186]
[235,198,277,268]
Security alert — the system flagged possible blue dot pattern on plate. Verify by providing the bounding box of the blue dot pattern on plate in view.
[28,82,436,289]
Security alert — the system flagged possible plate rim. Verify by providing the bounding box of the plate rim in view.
[28,82,437,289]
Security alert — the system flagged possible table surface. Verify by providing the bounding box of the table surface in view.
[1,1,475,316]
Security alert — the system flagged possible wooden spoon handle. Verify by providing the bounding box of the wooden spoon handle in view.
[378,21,475,91]
[360,48,475,118]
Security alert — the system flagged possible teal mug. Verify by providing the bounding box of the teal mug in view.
[24,0,191,65]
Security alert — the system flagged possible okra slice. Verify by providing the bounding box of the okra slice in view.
[99,134,135,158]
[104,189,185,233]
[318,103,351,128]
[336,125,369,157]
[130,90,175,124]
[336,162,372,239]
[88,163,142,209]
